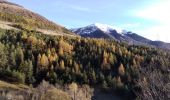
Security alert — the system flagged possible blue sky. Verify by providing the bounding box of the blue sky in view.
[9,0,170,42]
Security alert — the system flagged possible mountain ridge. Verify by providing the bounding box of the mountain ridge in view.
[71,23,170,50]
[0,0,22,7]
[0,0,75,35]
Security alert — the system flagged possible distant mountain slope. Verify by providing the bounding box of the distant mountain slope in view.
[123,32,150,43]
[71,23,170,50]
[0,0,75,35]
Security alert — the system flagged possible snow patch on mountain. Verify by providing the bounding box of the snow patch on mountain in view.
[71,23,124,35]
[92,23,123,33]
[71,25,97,35]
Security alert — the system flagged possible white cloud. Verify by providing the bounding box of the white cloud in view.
[136,0,170,24]
[135,25,170,43]
[68,5,100,13]
[134,0,170,43]
[54,1,100,13]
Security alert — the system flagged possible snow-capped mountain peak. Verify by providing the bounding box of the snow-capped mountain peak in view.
[89,23,123,33]
[71,23,124,35]
[90,23,112,33]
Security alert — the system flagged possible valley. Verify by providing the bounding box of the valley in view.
[0,0,169,100]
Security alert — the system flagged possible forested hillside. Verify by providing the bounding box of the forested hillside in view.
[0,27,169,99]
[0,1,169,100]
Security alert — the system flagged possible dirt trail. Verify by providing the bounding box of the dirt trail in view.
[0,20,77,37]
[36,29,77,37]
[0,21,17,30]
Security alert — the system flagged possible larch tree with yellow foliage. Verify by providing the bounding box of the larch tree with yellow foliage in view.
[118,63,125,76]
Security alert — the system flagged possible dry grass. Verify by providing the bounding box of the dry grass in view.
[0,80,72,100]
[0,21,17,30]
[0,80,30,91]
[41,88,71,100]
